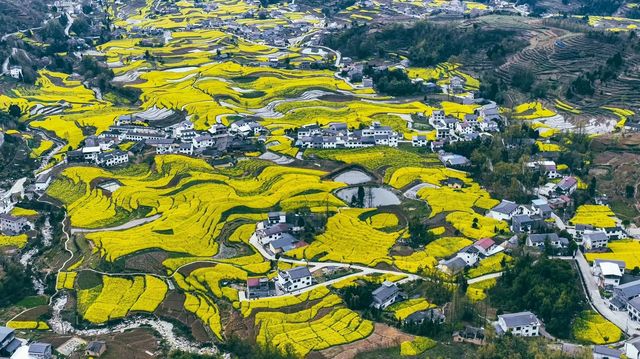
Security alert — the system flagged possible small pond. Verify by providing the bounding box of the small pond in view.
[333,170,373,185]
[336,186,401,207]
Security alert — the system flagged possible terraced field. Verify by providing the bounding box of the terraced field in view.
[0,0,534,356]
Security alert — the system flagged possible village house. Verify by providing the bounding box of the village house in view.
[488,200,519,221]
[371,281,405,309]
[438,257,467,276]
[411,135,428,147]
[27,342,52,359]
[476,103,501,122]
[473,238,497,256]
[531,198,553,219]
[8,66,23,80]
[256,223,291,245]
[439,152,470,167]
[230,119,264,137]
[603,226,625,240]
[441,177,465,189]
[86,341,107,357]
[496,311,541,337]
[625,336,640,359]
[453,326,485,345]
[267,211,287,225]
[172,120,195,138]
[592,345,622,359]
[449,76,466,94]
[555,176,578,195]
[592,260,623,289]
[268,233,303,254]
[276,266,313,293]
[178,143,194,156]
[572,224,595,240]
[96,150,129,167]
[526,233,569,249]
[148,139,176,154]
[628,297,640,322]
[0,213,32,235]
[246,277,276,299]
[511,214,544,234]
[0,326,21,357]
[610,278,640,311]
[583,231,609,250]
[192,134,215,149]
[455,245,479,266]
[404,308,445,325]
[34,173,52,192]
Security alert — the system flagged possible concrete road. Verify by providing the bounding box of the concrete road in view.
[574,251,639,336]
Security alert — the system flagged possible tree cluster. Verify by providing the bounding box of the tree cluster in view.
[488,255,586,338]
[363,66,421,96]
[323,22,526,68]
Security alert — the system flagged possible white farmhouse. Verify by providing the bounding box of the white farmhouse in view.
[488,200,519,221]
[371,281,404,309]
[276,266,312,293]
[592,260,623,289]
[496,311,541,337]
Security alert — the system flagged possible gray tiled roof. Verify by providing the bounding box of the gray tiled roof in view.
[498,311,540,328]
[528,233,559,244]
[270,233,297,250]
[629,296,640,312]
[491,200,518,215]
[592,345,622,358]
[28,342,51,355]
[284,266,311,280]
[405,308,445,323]
[616,279,640,299]
[372,282,399,304]
[0,326,14,344]
[443,257,467,272]
[584,231,608,242]
[263,223,290,236]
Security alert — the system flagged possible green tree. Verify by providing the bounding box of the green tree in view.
[8,104,21,118]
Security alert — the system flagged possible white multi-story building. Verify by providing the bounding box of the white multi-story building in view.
[496,312,541,337]
[583,231,609,250]
[592,260,623,289]
[0,213,32,234]
[276,266,312,292]
[97,150,129,167]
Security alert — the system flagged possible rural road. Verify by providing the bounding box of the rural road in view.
[573,251,640,336]
[247,233,420,300]
[467,272,503,284]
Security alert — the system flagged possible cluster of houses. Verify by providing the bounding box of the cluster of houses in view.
[65,113,268,167]
[296,122,400,149]
[255,212,308,254]
[1,325,108,358]
[247,265,313,298]
[294,102,503,154]
[0,179,34,238]
[143,2,313,50]
[436,193,624,276]
[488,196,625,252]
[427,106,501,145]
[592,259,640,322]
[437,237,504,276]
[370,281,446,326]
[488,198,554,235]
[246,212,312,298]
[0,326,51,359]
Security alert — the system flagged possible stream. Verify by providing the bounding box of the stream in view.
[49,295,218,355]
